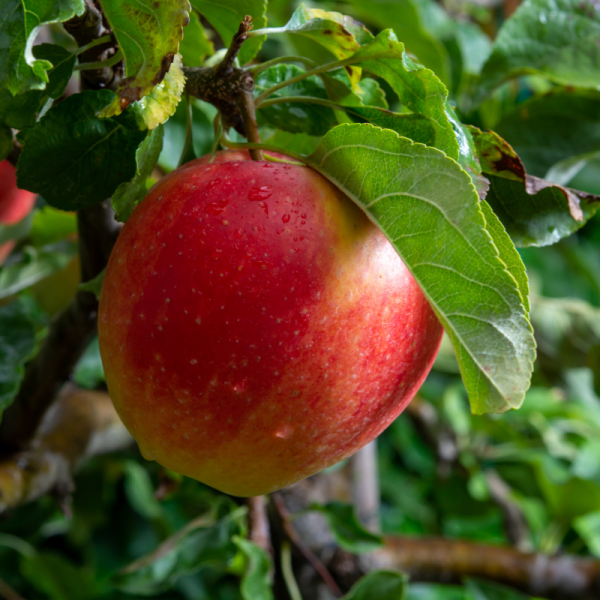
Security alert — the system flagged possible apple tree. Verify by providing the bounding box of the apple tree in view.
[0,0,600,598]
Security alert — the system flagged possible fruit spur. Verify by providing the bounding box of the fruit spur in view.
[98,150,443,497]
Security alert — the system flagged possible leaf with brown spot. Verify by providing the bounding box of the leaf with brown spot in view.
[470,126,600,247]
[98,0,190,119]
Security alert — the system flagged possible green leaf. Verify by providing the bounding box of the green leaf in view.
[310,501,384,553]
[232,537,273,600]
[305,124,535,414]
[179,9,214,67]
[130,54,185,130]
[0,241,78,299]
[531,296,600,384]
[573,510,600,558]
[351,30,458,160]
[494,90,600,178]
[112,506,246,594]
[98,0,190,117]
[123,461,163,520]
[465,578,533,600]
[0,88,44,129]
[349,0,450,86]
[470,126,600,247]
[255,65,436,146]
[16,90,147,210]
[20,551,96,600]
[340,570,408,600]
[191,0,267,66]
[255,65,338,136]
[30,207,77,247]
[0,212,34,247]
[0,297,42,418]
[257,4,372,59]
[0,44,76,130]
[477,0,600,102]
[32,44,76,100]
[406,584,466,600]
[73,336,105,389]
[0,0,84,96]
[112,126,164,222]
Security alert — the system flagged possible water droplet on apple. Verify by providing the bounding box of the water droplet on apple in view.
[301,213,306,219]
[206,178,222,191]
[275,424,294,439]
[235,228,243,238]
[206,199,228,215]
[248,186,272,201]
[233,379,247,393]
[282,214,290,223]
[140,447,156,461]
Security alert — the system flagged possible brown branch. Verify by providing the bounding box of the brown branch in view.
[0,201,121,450]
[0,386,132,514]
[183,16,258,142]
[369,536,600,600]
[63,0,121,91]
[247,496,273,555]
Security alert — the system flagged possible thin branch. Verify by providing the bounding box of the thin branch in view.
[247,496,272,555]
[273,493,342,598]
[63,0,121,91]
[0,387,132,514]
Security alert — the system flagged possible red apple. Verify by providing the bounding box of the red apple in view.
[0,160,37,264]
[98,150,443,497]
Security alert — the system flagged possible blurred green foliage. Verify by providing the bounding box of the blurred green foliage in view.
[1,0,600,598]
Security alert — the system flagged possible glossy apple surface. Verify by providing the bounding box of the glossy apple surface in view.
[0,160,37,263]
[98,150,443,496]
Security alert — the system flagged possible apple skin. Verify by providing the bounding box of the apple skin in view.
[98,150,443,497]
[0,160,37,263]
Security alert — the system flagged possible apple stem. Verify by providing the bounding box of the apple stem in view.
[236,90,263,161]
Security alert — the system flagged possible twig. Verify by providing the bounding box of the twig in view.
[281,541,303,600]
[63,0,121,91]
[0,201,122,449]
[351,441,380,532]
[273,493,342,598]
[0,386,132,514]
[183,17,256,137]
[247,496,272,555]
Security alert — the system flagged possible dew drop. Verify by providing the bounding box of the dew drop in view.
[248,186,272,201]
[282,214,290,223]
[274,424,294,439]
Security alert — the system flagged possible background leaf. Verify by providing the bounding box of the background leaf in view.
[310,501,384,553]
[470,127,600,247]
[341,570,408,600]
[0,296,45,418]
[476,0,600,102]
[232,536,273,600]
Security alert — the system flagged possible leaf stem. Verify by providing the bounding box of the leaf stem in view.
[281,541,303,600]
[178,95,193,168]
[249,55,319,76]
[254,56,358,106]
[220,135,306,165]
[74,49,123,71]
[74,34,112,56]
